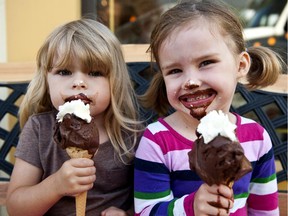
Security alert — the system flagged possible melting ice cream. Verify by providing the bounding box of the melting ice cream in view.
[188,110,252,186]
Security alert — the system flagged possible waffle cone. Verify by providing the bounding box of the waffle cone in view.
[66,147,93,215]
[75,191,87,216]
[66,147,93,159]
[228,181,234,189]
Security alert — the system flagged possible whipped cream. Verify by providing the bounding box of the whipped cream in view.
[56,99,91,123]
[197,110,237,144]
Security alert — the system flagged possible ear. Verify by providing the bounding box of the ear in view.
[237,51,250,78]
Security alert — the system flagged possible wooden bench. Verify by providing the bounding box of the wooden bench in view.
[0,44,287,215]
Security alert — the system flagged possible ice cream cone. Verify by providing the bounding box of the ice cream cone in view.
[228,181,234,189]
[66,146,93,159]
[66,147,93,216]
[75,191,88,216]
[54,100,99,216]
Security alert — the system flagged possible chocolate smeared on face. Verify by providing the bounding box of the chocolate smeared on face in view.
[190,106,208,120]
[179,88,216,120]
[65,93,92,105]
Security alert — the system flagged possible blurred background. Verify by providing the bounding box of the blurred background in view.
[0,0,287,63]
[0,1,287,215]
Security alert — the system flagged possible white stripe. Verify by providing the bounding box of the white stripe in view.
[241,132,272,162]
[135,137,165,163]
[173,195,187,216]
[249,178,278,195]
[230,197,247,213]
[240,116,255,124]
[134,192,174,214]
[148,121,168,134]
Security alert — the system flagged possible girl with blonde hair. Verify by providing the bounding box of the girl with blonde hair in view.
[7,19,143,216]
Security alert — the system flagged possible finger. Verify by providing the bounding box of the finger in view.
[77,174,96,185]
[75,166,96,177]
[70,158,94,167]
[218,184,234,199]
[208,194,234,209]
[211,206,230,216]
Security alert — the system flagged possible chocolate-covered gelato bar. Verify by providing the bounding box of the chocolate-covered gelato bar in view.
[188,110,252,187]
[54,98,99,216]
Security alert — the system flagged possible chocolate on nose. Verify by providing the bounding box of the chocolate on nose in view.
[184,80,199,89]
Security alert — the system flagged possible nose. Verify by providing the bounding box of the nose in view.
[183,79,200,90]
[72,79,87,89]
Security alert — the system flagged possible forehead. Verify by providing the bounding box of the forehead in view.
[161,19,223,50]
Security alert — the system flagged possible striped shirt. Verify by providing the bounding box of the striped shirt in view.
[134,114,279,215]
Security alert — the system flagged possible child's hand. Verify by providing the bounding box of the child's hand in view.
[54,158,96,197]
[194,183,234,216]
[101,206,129,216]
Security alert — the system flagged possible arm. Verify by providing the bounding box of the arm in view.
[7,158,61,216]
[6,157,95,216]
[134,129,186,215]
[247,130,279,215]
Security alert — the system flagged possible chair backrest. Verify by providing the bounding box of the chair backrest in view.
[0,82,28,181]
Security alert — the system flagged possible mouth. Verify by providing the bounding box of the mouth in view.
[65,93,92,105]
[179,89,217,109]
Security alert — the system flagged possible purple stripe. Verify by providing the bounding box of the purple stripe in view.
[134,169,170,193]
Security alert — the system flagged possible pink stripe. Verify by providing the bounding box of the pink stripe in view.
[144,130,191,155]
[248,192,278,210]
[135,137,165,163]
[232,206,248,215]
[236,121,264,143]
[184,193,195,216]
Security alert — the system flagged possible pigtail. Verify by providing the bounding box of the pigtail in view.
[245,46,284,90]
[139,71,169,117]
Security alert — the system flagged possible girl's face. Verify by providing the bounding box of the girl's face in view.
[159,20,249,119]
[47,57,111,119]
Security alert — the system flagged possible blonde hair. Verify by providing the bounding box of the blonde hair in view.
[141,0,284,116]
[19,19,143,163]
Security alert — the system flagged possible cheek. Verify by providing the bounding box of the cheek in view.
[49,90,62,110]
[90,82,111,116]
[165,77,179,92]
[165,81,179,104]
[47,81,63,110]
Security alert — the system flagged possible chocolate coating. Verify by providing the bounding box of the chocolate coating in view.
[54,113,99,155]
[188,135,252,186]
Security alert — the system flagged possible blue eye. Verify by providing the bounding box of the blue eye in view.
[168,69,182,75]
[57,69,71,76]
[89,71,104,77]
[200,60,215,67]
